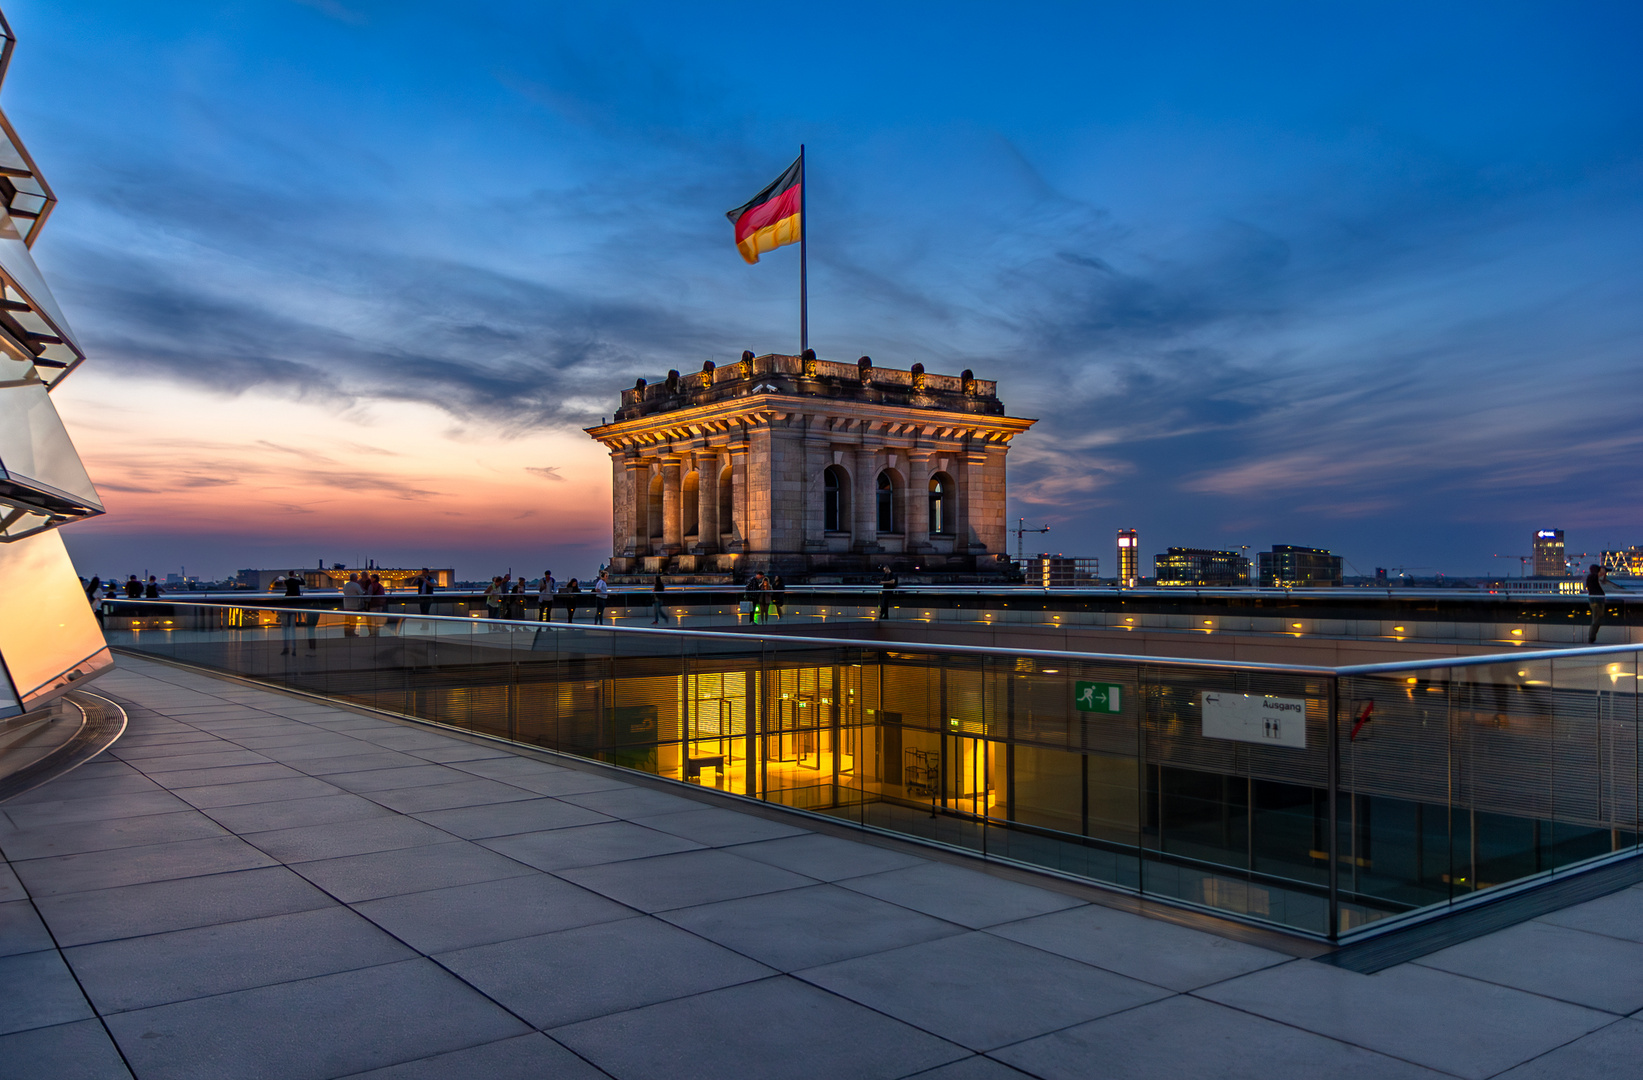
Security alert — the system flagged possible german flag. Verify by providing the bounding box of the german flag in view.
[726,155,802,264]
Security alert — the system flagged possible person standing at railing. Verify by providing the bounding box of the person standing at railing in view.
[485,576,503,622]
[878,565,897,619]
[124,574,142,598]
[86,577,106,627]
[651,573,669,625]
[743,576,761,624]
[771,573,786,620]
[1588,563,1622,644]
[537,570,556,621]
[414,568,435,617]
[280,571,302,655]
[594,571,610,623]
[145,575,163,599]
[563,578,581,622]
[342,572,364,637]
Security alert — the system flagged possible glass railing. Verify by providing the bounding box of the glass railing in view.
[101,600,1642,941]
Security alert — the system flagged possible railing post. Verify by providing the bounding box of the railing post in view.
[1327,674,1340,942]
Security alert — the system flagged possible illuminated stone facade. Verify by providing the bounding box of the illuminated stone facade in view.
[587,351,1035,582]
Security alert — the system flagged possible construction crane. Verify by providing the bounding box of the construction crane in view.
[1492,554,1530,578]
[1387,566,1432,584]
[1012,518,1050,566]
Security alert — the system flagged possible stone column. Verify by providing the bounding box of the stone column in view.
[624,459,649,556]
[962,449,991,553]
[854,447,881,553]
[696,450,719,554]
[726,436,749,552]
[906,450,932,554]
[661,455,683,555]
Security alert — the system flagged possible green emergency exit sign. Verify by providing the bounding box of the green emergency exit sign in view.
[1075,682,1123,714]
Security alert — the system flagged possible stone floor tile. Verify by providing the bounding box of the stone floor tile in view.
[0,949,96,1036]
[371,731,468,751]
[558,785,705,818]
[632,806,811,847]
[1196,959,1613,1079]
[901,1058,1039,1080]
[322,764,473,792]
[1,790,193,831]
[1415,919,1643,1014]
[988,902,1288,991]
[480,821,703,871]
[255,740,388,763]
[297,751,431,776]
[291,840,536,903]
[0,1018,133,1080]
[800,931,1169,1051]
[353,873,634,953]
[1537,885,1643,944]
[134,762,305,788]
[837,861,1085,929]
[661,883,963,970]
[551,975,968,1080]
[3,773,163,806]
[0,898,55,958]
[35,865,336,947]
[110,737,236,761]
[172,775,342,809]
[993,993,1450,1080]
[338,1032,607,1079]
[411,797,612,840]
[1495,1017,1643,1078]
[364,778,541,815]
[0,810,229,861]
[0,860,20,903]
[557,848,814,912]
[66,905,416,1013]
[119,748,270,773]
[107,731,221,750]
[243,815,452,862]
[731,832,929,882]
[104,959,529,1080]
[438,916,773,1029]
[13,835,279,898]
[465,764,630,798]
[203,791,391,834]
[402,743,515,765]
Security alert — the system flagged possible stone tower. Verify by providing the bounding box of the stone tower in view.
[586,351,1035,583]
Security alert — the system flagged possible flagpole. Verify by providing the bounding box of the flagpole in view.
[799,144,808,355]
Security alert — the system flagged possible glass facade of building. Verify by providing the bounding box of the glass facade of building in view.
[1154,547,1251,587]
[109,601,1643,942]
[0,10,111,717]
[1258,545,1343,588]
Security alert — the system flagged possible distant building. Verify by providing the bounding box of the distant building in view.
[1602,547,1643,577]
[1117,529,1138,587]
[1258,545,1343,588]
[1533,529,1566,577]
[1154,547,1251,587]
[234,567,453,591]
[1022,555,1099,588]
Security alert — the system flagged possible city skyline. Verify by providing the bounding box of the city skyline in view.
[9,1,1641,579]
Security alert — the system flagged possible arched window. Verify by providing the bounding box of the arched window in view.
[647,473,664,539]
[682,471,699,537]
[718,464,734,535]
[929,472,954,535]
[823,465,849,532]
[876,471,896,533]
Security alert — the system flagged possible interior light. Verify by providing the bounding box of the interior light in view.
[1518,671,1527,677]
[1511,629,1523,636]
[1406,677,1418,684]
[1292,623,1303,629]
[1394,626,1405,632]
[1041,668,1059,674]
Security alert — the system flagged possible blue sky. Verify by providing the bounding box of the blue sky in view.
[14,1,1643,578]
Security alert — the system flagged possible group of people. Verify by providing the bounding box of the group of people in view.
[339,571,391,636]
[740,572,786,624]
[522,570,614,624]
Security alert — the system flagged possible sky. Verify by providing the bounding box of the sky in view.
[9,1,1643,581]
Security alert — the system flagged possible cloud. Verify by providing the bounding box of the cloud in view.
[525,466,566,482]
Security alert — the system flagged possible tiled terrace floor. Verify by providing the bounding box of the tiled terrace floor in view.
[3,656,1642,1079]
